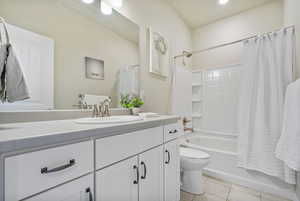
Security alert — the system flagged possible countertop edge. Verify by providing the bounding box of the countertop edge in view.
[0,116,181,155]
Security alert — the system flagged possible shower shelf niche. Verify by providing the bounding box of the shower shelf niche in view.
[192,70,204,131]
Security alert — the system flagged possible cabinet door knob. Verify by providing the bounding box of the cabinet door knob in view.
[41,159,76,174]
[141,161,147,179]
[133,165,139,184]
[86,187,93,201]
[165,150,170,164]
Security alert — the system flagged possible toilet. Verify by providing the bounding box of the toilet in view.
[180,147,210,195]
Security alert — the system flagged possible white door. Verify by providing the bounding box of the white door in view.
[24,175,94,201]
[164,140,180,201]
[96,156,138,201]
[139,146,164,201]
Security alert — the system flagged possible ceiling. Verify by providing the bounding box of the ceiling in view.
[163,0,278,29]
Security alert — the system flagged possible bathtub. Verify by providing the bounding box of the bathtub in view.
[182,133,296,200]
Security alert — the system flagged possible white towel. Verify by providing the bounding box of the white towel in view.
[0,43,8,92]
[5,44,30,102]
[0,19,9,95]
[276,79,300,171]
[0,17,29,102]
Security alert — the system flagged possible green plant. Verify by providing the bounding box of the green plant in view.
[120,94,144,109]
[120,94,133,109]
[131,96,144,108]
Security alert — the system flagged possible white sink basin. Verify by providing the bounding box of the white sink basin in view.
[74,115,143,124]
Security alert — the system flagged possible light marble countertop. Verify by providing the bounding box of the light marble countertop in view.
[0,115,180,154]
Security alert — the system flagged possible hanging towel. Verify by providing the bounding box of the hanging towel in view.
[0,18,9,98]
[0,17,29,102]
[276,79,300,172]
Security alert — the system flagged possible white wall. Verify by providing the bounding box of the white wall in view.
[116,0,192,114]
[284,0,300,199]
[192,0,283,69]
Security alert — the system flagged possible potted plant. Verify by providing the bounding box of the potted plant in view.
[130,96,144,115]
[120,94,144,115]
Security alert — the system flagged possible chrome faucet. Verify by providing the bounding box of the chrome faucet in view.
[92,97,112,118]
[102,98,111,117]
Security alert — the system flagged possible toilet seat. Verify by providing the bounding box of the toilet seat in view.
[180,147,210,159]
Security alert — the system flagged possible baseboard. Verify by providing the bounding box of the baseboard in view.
[203,168,297,201]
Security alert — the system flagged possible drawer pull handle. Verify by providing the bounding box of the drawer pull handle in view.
[133,165,139,184]
[41,159,76,174]
[165,150,170,164]
[141,161,147,179]
[86,187,93,201]
[169,129,178,134]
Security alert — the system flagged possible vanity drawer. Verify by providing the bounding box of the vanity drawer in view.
[164,122,183,142]
[96,126,163,169]
[5,141,94,201]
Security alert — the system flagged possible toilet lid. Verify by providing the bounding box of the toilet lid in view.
[180,147,210,159]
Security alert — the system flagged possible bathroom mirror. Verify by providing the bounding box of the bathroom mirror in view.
[0,0,140,110]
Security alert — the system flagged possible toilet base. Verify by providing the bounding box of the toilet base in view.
[181,169,204,195]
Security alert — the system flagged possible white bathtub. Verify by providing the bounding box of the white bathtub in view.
[182,133,296,200]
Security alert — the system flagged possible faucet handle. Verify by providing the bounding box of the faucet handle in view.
[92,104,99,118]
[103,104,110,117]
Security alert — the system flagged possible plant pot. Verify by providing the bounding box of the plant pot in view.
[131,107,141,115]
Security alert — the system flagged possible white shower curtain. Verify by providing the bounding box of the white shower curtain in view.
[238,28,296,184]
[118,67,139,101]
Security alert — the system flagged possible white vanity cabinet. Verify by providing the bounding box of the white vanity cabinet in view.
[164,140,180,201]
[96,156,138,201]
[96,146,164,201]
[23,175,94,201]
[5,141,94,201]
[2,119,182,201]
[139,146,164,201]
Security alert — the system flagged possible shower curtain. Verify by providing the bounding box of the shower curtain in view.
[118,67,139,102]
[237,28,296,184]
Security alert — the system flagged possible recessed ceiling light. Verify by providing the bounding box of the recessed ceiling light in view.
[219,0,229,5]
[81,0,94,4]
[101,1,113,15]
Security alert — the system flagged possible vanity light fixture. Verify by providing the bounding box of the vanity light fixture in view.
[101,1,113,15]
[81,0,95,4]
[219,0,229,5]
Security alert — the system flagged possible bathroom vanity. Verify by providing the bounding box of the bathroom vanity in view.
[0,116,182,201]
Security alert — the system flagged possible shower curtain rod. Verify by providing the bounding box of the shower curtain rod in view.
[174,25,295,59]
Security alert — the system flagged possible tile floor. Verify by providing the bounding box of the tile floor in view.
[180,175,292,201]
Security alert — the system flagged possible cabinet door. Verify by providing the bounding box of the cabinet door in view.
[96,156,138,201]
[24,174,94,201]
[139,146,164,201]
[164,140,180,201]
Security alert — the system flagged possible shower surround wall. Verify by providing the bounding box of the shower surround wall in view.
[190,1,297,199]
